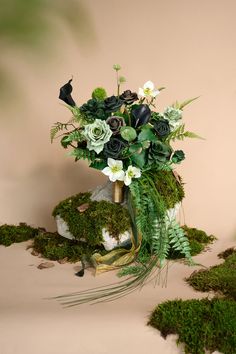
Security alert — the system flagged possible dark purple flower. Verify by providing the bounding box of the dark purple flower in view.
[59,79,76,106]
[132,104,151,128]
[104,95,123,113]
[106,116,125,135]
[120,90,138,105]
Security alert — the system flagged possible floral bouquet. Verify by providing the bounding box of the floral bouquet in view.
[51,65,201,305]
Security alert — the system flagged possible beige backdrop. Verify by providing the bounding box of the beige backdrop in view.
[1,0,236,241]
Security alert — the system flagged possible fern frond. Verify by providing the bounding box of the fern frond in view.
[167,124,203,142]
[69,148,96,162]
[168,221,192,262]
[50,122,68,143]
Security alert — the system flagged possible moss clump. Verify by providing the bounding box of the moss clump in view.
[153,170,185,209]
[148,298,236,354]
[168,226,216,259]
[218,247,236,260]
[33,231,106,262]
[52,192,131,246]
[0,223,40,246]
[186,253,236,300]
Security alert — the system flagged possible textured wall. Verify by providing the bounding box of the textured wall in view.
[0,0,236,240]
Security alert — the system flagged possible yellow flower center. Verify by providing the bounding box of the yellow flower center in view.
[111,166,120,173]
[144,88,152,95]
[128,170,134,178]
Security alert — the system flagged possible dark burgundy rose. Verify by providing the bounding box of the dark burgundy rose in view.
[154,119,170,138]
[59,79,76,106]
[103,137,127,159]
[132,104,151,128]
[120,90,138,105]
[106,116,125,135]
[104,95,123,113]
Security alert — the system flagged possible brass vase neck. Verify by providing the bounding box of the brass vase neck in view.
[112,181,124,203]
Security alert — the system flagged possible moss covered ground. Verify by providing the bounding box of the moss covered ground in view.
[149,248,236,353]
[148,297,236,354]
[0,223,40,246]
[186,248,236,300]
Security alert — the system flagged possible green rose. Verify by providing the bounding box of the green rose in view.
[83,119,112,154]
[172,150,185,164]
[164,106,182,131]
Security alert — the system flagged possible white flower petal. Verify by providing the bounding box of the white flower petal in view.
[107,158,116,168]
[124,175,132,186]
[102,167,111,176]
[116,160,123,170]
[151,89,160,97]
[138,88,145,97]
[115,170,125,181]
[143,80,154,90]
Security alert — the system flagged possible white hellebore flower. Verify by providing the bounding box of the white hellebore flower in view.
[138,81,159,98]
[124,165,141,186]
[102,158,125,182]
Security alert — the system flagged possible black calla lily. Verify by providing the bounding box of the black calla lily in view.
[59,79,76,106]
[132,104,151,128]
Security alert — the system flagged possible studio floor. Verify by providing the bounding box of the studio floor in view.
[0,237,233,354]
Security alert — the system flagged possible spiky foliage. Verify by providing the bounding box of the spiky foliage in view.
[50,122,69,143]
[166,124,203,142]
[69,148,96,162]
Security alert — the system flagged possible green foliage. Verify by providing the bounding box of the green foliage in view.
[52,193,131,246]
[0,223,39,246]
[69,148,96,162]
[50,122,69,143]
[166,124,203,142]
[148,298,236,354]
[172,96,199,110]
[33,232,104,262]
[138,125,157,142]
[186,253,236,300]
[168,226,215,259]
[168,221,192,262]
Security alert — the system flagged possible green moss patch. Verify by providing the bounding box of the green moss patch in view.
[186,252,236,300]
[148,298,236,354]
[52,192,131,246]
[168,225,216,259]
[153,170,185,209]
[33,231,106,262]
[0,223,40,246]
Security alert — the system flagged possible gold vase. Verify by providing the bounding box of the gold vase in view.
[112,181,124,203]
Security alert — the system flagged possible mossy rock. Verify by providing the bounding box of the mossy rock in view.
[52,192,131,246]
[33,231,106,262]
[148,297,236,354]
[168,225,216,259]
[186,252,236,300]
[0,223,40,246]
